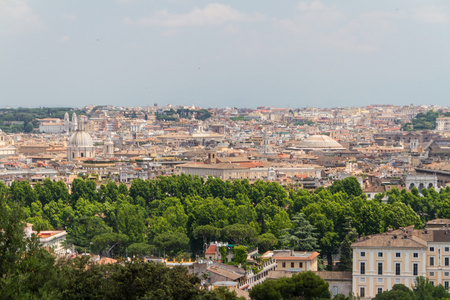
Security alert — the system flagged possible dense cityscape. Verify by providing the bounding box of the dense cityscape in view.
[2,0,450,299]
[1,104,450,299]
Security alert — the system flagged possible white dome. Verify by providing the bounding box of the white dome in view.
[68,131,93,147]
[298,135,344,149]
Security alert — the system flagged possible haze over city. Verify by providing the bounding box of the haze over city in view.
[1,0,450,108]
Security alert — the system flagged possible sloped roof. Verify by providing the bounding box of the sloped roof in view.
[205,245,217,255]
[207,266,244,281]
[217,157,250,163]
[352,230,427,248]
[274,252,320,261]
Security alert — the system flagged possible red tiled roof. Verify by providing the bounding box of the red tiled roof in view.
[237,162,263,168]
[205,245,217,254]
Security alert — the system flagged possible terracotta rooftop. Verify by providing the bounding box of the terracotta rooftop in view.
[269,250,320,261]
[205,245,217,255]
[207,266,244,281]
[350,224,450,248]
[274,252,320,261]
[37,231,61,238]
[426,219,450,226]
[180,162,248,170]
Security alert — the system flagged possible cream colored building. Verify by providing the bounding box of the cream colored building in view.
[262,250,319,272]
[81,161,116,180]
[0,130,17,157]
[24,223,67,256]
[352,221,450,299]
[38,230,68,256]
[39,121,66,133]
[176,153,323,181]
[436,117,450,132]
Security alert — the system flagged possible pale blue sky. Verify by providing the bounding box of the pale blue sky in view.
[1,0,449,108]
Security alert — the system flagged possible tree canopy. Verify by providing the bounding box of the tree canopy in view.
[0,175,433,275]
[249,271,330,300]
[400,110,449,131]
[373,278,450,300]
[0,191,244,299]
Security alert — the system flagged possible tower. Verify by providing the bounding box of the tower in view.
[267,167,276,181]
[206,151,217,164]
[64,112,70,133]
[71,112,78,132]
[103,133,114,158]
[262,130,271,154]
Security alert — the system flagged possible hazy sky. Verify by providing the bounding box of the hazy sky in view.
[1,0,449,108]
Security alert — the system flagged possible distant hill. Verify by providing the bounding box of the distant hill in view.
[401,110,450,131]
[0,107,83,133]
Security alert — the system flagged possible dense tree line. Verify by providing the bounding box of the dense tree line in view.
[156,114,180,122]
[4,175,450,298]
[249,271,331,300]
[401,110,450,131]
[0,107,83,133]
[230,116,247,121]
[156,108,211,122]
[0,194,243,299]
[249,275,450,300]
[3,175,448,272]
[373,278,450,300]
[177,108,212,121]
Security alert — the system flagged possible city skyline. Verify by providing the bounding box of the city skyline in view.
[1,0,450,108]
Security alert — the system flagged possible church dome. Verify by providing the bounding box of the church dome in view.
[298,135,344,150]
[68,131,93,147]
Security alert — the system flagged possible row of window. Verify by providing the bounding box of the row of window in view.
[360,277,402,284]
[362,252,420,258]
[360,262,419,276]
[361,257,450,274]
[430,247,450,252]
[281,262,303,268]
[429,256,450,266]
[362,247,450,258]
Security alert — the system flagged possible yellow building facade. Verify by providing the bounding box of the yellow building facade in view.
[352,221,450,299]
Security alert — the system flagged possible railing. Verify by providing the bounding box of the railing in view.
[247,247,259,256]
[237,258,277,290]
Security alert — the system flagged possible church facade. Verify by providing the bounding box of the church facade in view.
[67,116,95,161]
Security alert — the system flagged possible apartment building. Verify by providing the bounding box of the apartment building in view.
[436,117,450,132]
[24,223,68,256]
[262,250,319,272]
[352,220,450,299]
[176,152,323,181]
[38,230,68,256]
[189,258,277,291]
